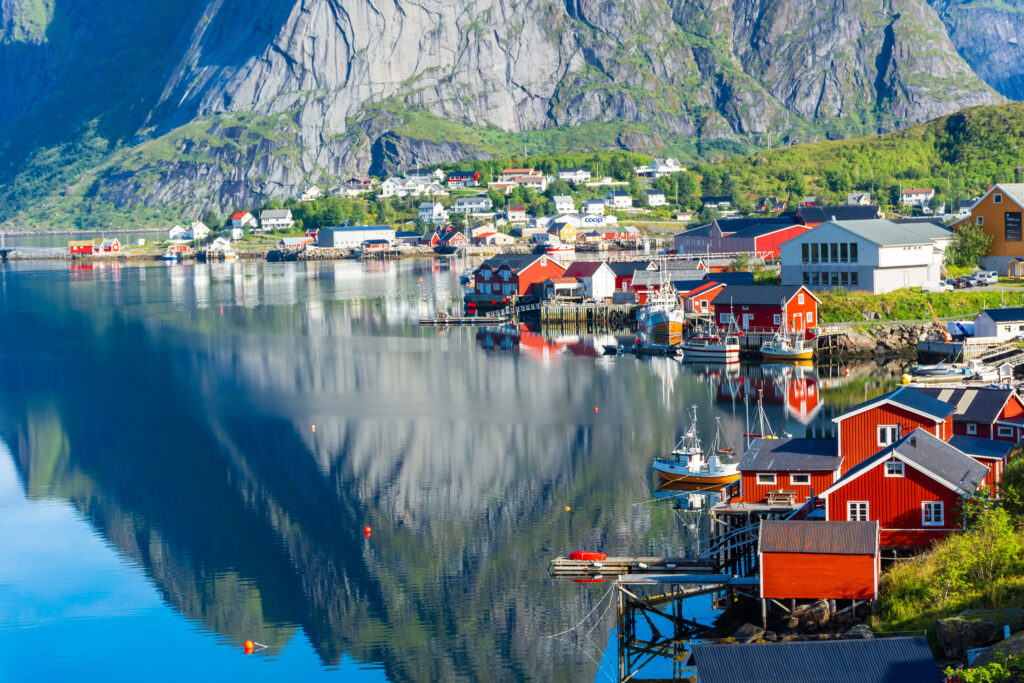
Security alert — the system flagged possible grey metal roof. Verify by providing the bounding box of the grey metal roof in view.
[948,435,1013,460]
[739,438,841,472]
[691,636,942,683]
[322,225,392,232]
[997,183,1024,208]
[912,387,1013,423]
[479,254,548,271]
[835,428,988,494]
[710,285,807,307]
[631,269,665,286]
[843,386,954,421]
[260,209,292,219]
[706,272,755,286]
[979,306,1024,323]
[808,219,947,246]
[796,205,881,224]
[607,260,654,276]
[760,520,877,555]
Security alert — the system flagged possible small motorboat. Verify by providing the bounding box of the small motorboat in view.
[760,333,813,362]
[652,407,740,486]
[681,325,740,364]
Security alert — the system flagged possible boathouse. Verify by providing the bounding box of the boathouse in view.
[833,386,954,473]
[738,438,840,507]
[68,240,94,255]
[690,637,942,683]
[913,386,1024,442]
[710,285,819,333]
[973,307,1024,342]
[948,435,1013,493]
[474,254,566,298]
[562,262,616,300]
[679,280,725,315]
[606,260,655,292]
[758,520,879,601]
[821,429,988,548]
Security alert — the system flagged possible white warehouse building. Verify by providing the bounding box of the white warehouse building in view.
[779,219,952,294]
[317,226,396,248]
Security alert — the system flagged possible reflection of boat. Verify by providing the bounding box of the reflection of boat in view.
[681,325,740,364]
[652,407,740,486]
[433,244,461,255]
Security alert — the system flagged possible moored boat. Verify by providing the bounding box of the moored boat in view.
[681,325,740,364]
[760,334,813,361]
[544,241,575,258]
[652,408,740,486]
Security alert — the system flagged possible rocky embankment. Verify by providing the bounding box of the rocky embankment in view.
[721,599,875,644]
[825,323,932,357]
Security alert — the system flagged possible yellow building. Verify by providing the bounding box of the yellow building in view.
[951,184,1024,272]
[555,224,576,243]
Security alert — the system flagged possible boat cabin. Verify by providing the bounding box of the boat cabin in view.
[821,428,988,548]
[912,386,1024,442]
[758,520,880,601]
[738,438,840,507]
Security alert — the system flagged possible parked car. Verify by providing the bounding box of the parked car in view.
[972,270,998,285]
[921,281,954,293]
[952,276,974,289]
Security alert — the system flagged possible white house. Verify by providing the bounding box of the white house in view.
[317,226,395,248]
[564,261,617,300]
[408,169,447,184]
[557,167,591,184]
[297,186,324,202]
[332,183,366,198]
[901,188,935,207]
[450,196,493,214]
[635,157,682,178]
[553,195,575,213]
[974,308,1024,342]
[605,190,633,209]
[188,221,211,241]
[380,177,424,198]
[230,211,258,230]
[582,199,606,215]
[779,219,952,294]
[506,205,528,223]
[418,202,447,223]
[168,224,187,240]
[230,226,244,241]
[259,209,292,231]
[208,236,234,254]
[646,190,667,207]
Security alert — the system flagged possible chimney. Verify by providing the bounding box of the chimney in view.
[910,436,917,448]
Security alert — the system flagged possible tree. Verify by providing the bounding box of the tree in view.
[697,206,722,224]
[945,222,993,269]
[729,253,753,271]
[545,178,571,198]
[1002,455,1024,519]
[202,209,222,228]
[487,188,506,211]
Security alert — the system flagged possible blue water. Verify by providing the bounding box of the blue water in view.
[0,259,892,680]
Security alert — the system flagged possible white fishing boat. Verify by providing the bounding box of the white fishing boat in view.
[544,241,575,258]
[652,408,740,486]
[681,322,740,363]
[637,294,685,337]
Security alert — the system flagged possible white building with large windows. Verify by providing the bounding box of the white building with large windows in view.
[780,219,952,294]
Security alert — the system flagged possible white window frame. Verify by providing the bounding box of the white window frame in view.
[877,425,899,446]
[978,216,984,227]
[966,423,977,435]
[773,313,781,325]
[798,293,805,304]
[756,473,777,486]
[997,426,1014,438]
[995,193,1003,204]
[848,501,869,522]
[922,501,944,527]
[790,473,811,486]
[884,461,905,478]
[806,311,814,325]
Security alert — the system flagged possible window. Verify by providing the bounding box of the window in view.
[756,473,777,485]
[885,461,905,477]
[998,426,1014,438]
[878,425,900,446]
[810,244,819,263]
[720,313,730,324]
[798,293,805,304]
[830,243,839,263]
[700,300,708,312]
[830,272,840,286]
[850,272,859,286]
[802,243,810,263]
[848,501,869,522]
[1006,212,1021,242]
[966,423,977,435]
[922,502,944,527]
[840,243,849,263]
[840,272,849,286]
[806,311,814,325]
[774,314,781,325]
[978,216,984,227]
[995,193,1003,204]
[802,272,810,285]
[850,243,858,263]
[790,473,811,485]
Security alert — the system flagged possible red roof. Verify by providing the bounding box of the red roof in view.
[502,168,533,174]
[231,212,248,220]
[564,262,607,278]
[474,231,497,239]
[508,205,526,211]
[684,281,725,297]
[547,277,579,284]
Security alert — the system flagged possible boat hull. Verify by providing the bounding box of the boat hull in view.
[652,466,739,487]
[760,349,814,362]
[681,347,740,364]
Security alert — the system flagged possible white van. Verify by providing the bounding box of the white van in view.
[921,281,953,293]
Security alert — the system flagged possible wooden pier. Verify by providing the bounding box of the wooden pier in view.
[418,315,507,326]
[540,303,637,328]
[549,556,713,578]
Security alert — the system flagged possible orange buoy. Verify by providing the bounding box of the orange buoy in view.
[244,640,255,654]
[564,506,571,512]
[593,406,599,413]
[364,526,372,538]
[311,424,316,433]
[844,368,850,377]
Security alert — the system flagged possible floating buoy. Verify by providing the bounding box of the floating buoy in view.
[564,505,571,512]
[418,277,423,282]
[244,640,255,654]
[492,299,497,305]
[502,297,508,303]
[844,368,850,377]
[219,305,224,315]
[311,424,316,433]
[364,526,372,538]
[902,373,912,386]
[593,406,599,413]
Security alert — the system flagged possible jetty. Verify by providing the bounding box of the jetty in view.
[419,314,507,326]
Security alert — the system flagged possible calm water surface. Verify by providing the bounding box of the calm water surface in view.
[0,259,898,681]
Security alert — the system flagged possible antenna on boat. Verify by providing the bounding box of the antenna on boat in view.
[744,393,750,451]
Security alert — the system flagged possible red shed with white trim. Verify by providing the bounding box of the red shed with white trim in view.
[710,285,819,333]
[912,386,1024,442]
[759,520,880,601]
[738,438,841,507]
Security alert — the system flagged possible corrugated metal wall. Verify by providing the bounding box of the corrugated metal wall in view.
[838,406,949,472]
[761,553,875,600]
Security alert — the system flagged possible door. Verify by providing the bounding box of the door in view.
[903,271,910,287]
[742,314,752,330]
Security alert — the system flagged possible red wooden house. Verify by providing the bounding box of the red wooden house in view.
[99,238,121,253]
[606,260,655,292]
[439,230,466,250]
[738,438,841,506]
[822,428,988,548]
[913,386,1024,442]
[474,254,566,298]
[68,240,94,255]
[833,386,954,473]
[710,285,819,333]
[948,436,1013,493]
[446,171,480,188]
[680,280,725,315]
[759,520,880,601]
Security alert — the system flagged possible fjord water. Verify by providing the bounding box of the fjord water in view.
[0,260,876,681]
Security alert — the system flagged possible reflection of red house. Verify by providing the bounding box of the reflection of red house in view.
[833,387,954,474]
[785,378,821,424]
[913,387,1024,442]
[474,254,566,298]
[822,429,987,548]
[759,520,879,601]
[711,285,819,332]
[738,438,840,506]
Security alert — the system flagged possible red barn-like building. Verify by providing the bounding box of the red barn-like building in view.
[680,280,725,314]
[834,387,954,473]
[710,285,819,333]
[759,520,880,601]
[948,436,1013,493]
[738,438,841,506]
[822,429,988,548]
[913,386,1024,442]
[606,261,655,292]
[474,254,566,298]
[673,218,811,259]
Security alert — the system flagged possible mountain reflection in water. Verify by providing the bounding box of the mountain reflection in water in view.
[0,260,903,681]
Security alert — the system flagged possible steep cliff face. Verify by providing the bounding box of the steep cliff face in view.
[0,0,1007,223]
[930,0,1024,101]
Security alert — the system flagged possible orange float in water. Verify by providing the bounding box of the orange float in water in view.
[244,640,255,654]
[593,406,598,413]
[364,526,372,538]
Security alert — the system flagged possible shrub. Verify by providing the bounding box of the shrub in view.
[945,653,1024,682]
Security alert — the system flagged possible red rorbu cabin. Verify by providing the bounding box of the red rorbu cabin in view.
[758,520,880,601]
[738,438,841,507]
[68,240,94,255]
[822,429,988,548]
[680,281,725,315]
[473,254,566,298]
[606,261,655,292]
[948,436,1013,493]
[913,386,1024,442]
[710,285,819,333]
[834,386,954,474]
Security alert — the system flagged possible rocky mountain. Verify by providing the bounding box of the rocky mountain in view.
[929,0,1024,101]
[0,0,1014,225]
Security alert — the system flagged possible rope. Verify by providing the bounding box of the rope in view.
[545,584,615,639]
